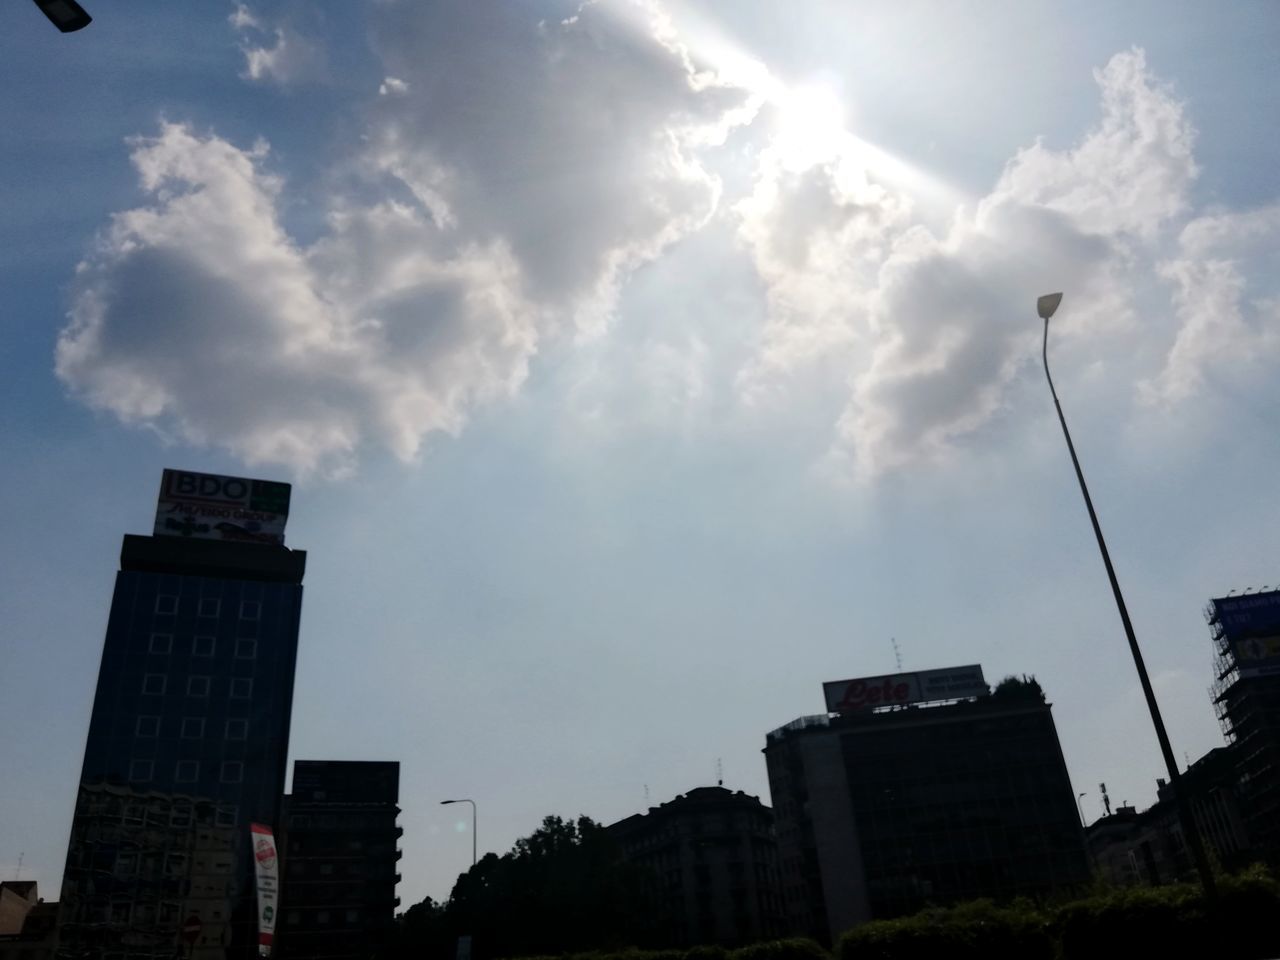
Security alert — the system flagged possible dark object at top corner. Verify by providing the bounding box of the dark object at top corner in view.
[35,0,92,33]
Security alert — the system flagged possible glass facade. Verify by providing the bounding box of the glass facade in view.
[58,536,304,960]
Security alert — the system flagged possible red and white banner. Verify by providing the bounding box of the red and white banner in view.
[823,664,988,713]
[250,823,279,957]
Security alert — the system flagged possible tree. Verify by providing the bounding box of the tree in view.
[392,815,669,960]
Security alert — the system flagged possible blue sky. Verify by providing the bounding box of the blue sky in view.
[2,1,1278,906]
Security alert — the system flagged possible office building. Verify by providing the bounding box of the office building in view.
[278,761,402,959]
[608,786,784,947]
[56,469,304,959]
[765,666,1089,943]
[1208,588,1280,864]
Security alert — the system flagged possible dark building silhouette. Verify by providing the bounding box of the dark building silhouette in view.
[766,670,1089,943]
[608,786,784,946]
[1208,589,1280,864]
[56,470,304,959]
[1085,747,1252,886]
[278,761,402,959]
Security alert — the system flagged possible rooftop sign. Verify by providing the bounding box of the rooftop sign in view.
[154,469,291,546]
[1214,590,1280,679]
[823,664,988,714]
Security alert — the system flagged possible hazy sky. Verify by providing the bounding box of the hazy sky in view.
[2,1,1278,907]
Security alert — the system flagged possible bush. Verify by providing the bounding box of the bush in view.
[729,939,829,960]
[1055,866,1280,960]
[839,899,1053,960]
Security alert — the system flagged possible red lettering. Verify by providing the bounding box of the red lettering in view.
[894,682,909,701]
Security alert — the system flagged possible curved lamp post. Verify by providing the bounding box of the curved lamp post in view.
[33,0,92,32]
[441,798,477,868]
[1039,292,1216,898]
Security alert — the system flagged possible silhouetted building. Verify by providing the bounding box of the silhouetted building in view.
[278,761,402,959]
[766,668,1089,944]
[608,786,784,946]
[0,882,58,960]
[1086,747,1252,885]
[1208,589,1280,864]
[56,470,304,959]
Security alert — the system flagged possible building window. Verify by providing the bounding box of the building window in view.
[320,864,334,876]
[142,674,166,695]
[226,718,249,740]
[198,597,221,617]
[317,910,331,925]
[287,911,301,926]
[165,853,188,876]
[176,761,200,783]
[230,678,253,699]
[171,805,193,827]
[216,806,238,827]
[192,635,215,657]
[235,638,257,660]
[155,594,178,615]
[129,760,153,782]
[181,717,205,739]
[148,633,173,654]
[240,600,261,620]
[291,814,311,828]
[110,901,131,924]
[220,761,243,783]
[136,716,160,737]
[188,676,211,697]
[345,909,360,924]
[114,852,138,876]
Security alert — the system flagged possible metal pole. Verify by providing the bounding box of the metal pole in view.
[1076,792,1088,828]
[1042,312,1217,899]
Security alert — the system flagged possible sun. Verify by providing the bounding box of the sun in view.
[773,83,847,169]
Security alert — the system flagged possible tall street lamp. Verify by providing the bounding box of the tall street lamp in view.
[1038,292,1216,898]
[32,0,92,32]
[441,798,477,868]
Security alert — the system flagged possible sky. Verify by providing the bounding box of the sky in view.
[2,0,1278,907]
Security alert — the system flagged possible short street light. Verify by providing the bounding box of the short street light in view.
[1038,292,1216,899]
[440,798,477,868]
[32,0,92,32]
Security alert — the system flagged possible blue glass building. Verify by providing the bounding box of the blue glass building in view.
[58,512,305,960]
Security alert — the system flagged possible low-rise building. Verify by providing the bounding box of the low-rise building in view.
[609,786,785,946]
[278,761,402,959]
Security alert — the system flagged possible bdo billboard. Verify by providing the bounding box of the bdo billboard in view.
[154,469,291,545]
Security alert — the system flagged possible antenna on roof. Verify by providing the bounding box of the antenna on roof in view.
[14,852,22,881]
[643,784,650,805]
[716,758,724,787]
[892,637,903,672]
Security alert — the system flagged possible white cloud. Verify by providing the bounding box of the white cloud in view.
[229,4,325,86]
[56,124,536,476]
[364,0,754,331]
[1141,204,1280,405]
[736,47,1228,478]
[58,2,757,475]
[378,76,409,96]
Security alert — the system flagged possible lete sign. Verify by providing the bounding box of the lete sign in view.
[823,665,988,714]
[154,469,291,545]
[250,823,279,957]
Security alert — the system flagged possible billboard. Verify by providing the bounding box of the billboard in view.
[250,823,279,957]
[1215,590,1280,678]
[824,664,988,714]
[154,469,291,545]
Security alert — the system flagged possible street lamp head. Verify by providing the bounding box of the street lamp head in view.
[440,799,457,805]
[33,0,92,32]
[1037,292,1063,320]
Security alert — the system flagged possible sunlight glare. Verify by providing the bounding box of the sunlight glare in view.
[773,84,847,170]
